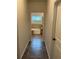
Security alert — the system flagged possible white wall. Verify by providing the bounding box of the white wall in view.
[17,0,31,59]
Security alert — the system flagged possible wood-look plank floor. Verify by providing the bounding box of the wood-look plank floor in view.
[22,35,49,59]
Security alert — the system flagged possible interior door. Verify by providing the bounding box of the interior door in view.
[54,2,61,59]
[50,1,61,59]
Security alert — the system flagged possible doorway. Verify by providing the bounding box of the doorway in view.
[50,0,61,59]
[31,12,44,37]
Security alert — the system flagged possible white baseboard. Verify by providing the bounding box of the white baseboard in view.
[20,41,30,59]
[44,41,50,59]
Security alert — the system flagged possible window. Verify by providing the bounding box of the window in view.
[32,16,42,24]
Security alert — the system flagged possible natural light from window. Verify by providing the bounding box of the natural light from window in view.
[32,16,42,24]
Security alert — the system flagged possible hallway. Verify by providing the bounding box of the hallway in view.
[17,0,61,59]
[22,35,48,59]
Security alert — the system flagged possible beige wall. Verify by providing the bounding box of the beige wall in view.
[17,0,31,59]
[44,0,55,59]
[27,0,47,22]
[28,0,47,12]
[32,24,42,28]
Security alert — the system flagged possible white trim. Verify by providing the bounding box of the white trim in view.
[44,41,50,59]
[20,41,30,59]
